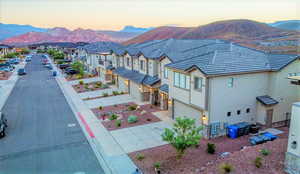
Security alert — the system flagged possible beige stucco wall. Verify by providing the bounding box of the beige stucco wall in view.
[133,57,139,71]
[159,58,171,85]
[129,81,143,102]
[268,59,300,123]
[124,54,132,70]
[148,59,158,76]
[118,76,128,93]
[138,55,147,75]
[287,103,300,156]
[173,100,203,126]
[208,73,269,124]
[190,70,207,110]
[169,70,190,104]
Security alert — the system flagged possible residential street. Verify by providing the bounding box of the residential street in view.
[0,55,104,174]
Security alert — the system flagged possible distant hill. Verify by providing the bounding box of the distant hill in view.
[120,26,154,33]
[123,19,298,45]
[0,25,148,45]
[268,20,300,31]
[0,23,47,41]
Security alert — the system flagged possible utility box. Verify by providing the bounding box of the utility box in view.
[285,102,300,174]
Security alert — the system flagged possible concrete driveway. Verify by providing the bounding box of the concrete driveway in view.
[110,121,172,153]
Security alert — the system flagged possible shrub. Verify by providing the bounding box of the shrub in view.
[112,91,119,95]
[79,80,84,85]
[128,115,138,123]
[89,74,94,78]
[260,149,271,156]
[146,118,152,122]
[120,91,124,95]
[136,153,145,161]
[103,93,109,97]
[219,163,234,174]
[98,106,103,110]
[153,162,161,169]
[128,105,137,111]
[254,156,263,168]
[109,114,118,121]
[96,81,102,87]
[207,143,216,154]
[115,120,121,127]
[162,117,203,159]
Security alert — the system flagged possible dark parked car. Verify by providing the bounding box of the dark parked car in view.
[0,112,8,138]
[59,64,70,69]
[65,68,78,75]
[18,68,26,75]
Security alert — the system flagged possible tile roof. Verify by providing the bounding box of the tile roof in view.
[143,75,160,86]
[113,67,160,86]
[256,95,279,106]
[166,43,299,76]
[159,84,169,93]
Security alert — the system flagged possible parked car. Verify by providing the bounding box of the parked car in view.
[18,68,26,75]
[59,64,70,69]
[45,63,53,70]
[0,112,8,138]
[65,68,78,75]
[9,58,20,65]
[0,67,10,72]
[42,58,48,65]
[25,56,32,62]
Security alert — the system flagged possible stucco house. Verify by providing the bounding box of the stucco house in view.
[80,39,300,138]
[0,45,13,57]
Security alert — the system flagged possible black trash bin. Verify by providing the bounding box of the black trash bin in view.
[250,124,260,134]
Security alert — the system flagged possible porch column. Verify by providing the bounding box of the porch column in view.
[150,90,155,105]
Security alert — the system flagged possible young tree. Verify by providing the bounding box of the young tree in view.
[162,117,203,159]
[71,61,84,76]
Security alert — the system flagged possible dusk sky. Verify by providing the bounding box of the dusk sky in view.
[0,0,299,30]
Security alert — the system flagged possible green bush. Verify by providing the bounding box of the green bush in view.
[127,115,138,123]
[96,82,102,87]
[109,114,118,121]
[79,80,84,85]
[153,162,161,169]
[219,163,234,174]
[115,120,121,127]
[260,149,271,156]
[112,91,119,95]
[207,143,216,154]
[136,153,145,161]
[98,106,103,110]
[120,91,124,95]
[128,105,137,111]
[254,156,263,168]
[103,93,109,97]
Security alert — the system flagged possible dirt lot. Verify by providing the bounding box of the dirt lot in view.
[129,127,289,174]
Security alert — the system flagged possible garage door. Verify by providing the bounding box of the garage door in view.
[173,100,202,126]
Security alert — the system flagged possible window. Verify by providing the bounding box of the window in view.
[140,60,144,70]
[227,112,231,117]
[228,78,234,88]
[164,67,168,79]
[194,77,203,91]
[246,108,250,113]
[173,72,190,89]
[126,58,130,66]
[237,110,241,115]
[174,72,180,87]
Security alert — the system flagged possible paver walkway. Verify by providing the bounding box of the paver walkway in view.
[68,76,102,85]
[110,121,172,153]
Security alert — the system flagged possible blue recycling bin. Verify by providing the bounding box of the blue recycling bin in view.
[263,132,277,141]
[52,71,57,76]
[227,125,238,139]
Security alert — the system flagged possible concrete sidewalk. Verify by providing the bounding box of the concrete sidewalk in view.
[0,63,26,110]
[84,94,135,109]
[50,57,138,174]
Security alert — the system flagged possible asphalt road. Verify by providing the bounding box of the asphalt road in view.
[0,55,104,174]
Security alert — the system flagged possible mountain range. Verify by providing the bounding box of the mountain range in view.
[0,20,299,51]
[268,20,300,31]
[0,24,153,45]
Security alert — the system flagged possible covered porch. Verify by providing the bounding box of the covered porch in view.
[256,95,279,128]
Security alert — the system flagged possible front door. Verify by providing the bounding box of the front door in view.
[266,109,273,128]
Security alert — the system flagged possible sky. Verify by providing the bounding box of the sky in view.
[0,0,299,31]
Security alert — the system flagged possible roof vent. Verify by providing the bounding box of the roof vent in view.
[265,62,270,67]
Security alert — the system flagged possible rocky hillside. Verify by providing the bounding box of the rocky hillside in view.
[123,19,298,45]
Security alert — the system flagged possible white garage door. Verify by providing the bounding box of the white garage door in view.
[173,100,202,126]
